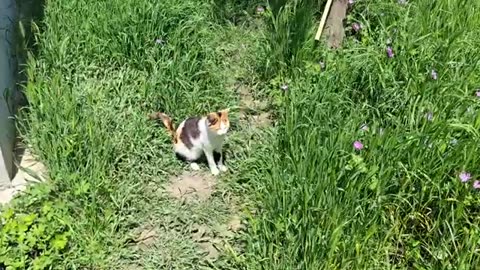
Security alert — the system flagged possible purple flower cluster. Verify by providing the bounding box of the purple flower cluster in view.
[344,0,480,195]
[386,46,394,58]
[352,23,362,33]
[346,2,445,84]
[459,172,480,189]
[353,140,364,150]
[459,172,471,183]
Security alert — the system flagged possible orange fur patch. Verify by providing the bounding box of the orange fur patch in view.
[174,127,182,145]
[207,108,230,131]
[152,112,178,143]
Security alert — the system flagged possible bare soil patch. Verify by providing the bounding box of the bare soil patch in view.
[251,112,272,128]
[238,84,255,110]
[191,224,221,261]
[237,82,273,129]
[166,171,216,202]
[133,225,159,250]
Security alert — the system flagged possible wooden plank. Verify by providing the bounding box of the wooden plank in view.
[315,0,334,41]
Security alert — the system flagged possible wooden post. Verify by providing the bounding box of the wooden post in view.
[325,0,349,48]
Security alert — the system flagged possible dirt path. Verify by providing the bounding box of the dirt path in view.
[120,25,272,269]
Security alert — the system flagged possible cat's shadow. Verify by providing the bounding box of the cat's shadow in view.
[175,151,227,167]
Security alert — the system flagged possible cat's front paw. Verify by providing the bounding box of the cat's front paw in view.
[219,165,228,172]
[210,167,220,176]
[190,162,200,171]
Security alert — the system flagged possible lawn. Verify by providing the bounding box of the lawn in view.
[2,0,480,269]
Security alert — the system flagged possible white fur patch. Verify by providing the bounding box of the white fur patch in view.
[174,117,227,175]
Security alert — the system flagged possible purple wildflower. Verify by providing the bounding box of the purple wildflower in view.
[256,6,265,14]
[474,180,480,189]
[459,171,472,183]
[386,46,394,58]
[352,22,361,33]
[280,84,289,91]
[353,140,364,150]
[425,112,433,121]
[431,69,438,80]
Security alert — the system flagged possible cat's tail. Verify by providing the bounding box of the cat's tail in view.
[149,112,177,142]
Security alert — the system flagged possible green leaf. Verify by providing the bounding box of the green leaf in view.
[74,181,91,195]
[17,222,28,233]
[439,142,447,153]
[41,203,52,215]
[20,213,37,227]
[26,232,38,248]
[31,254,54,270]
[3,219,19,235]
[2,208,14,220]
[32,224,46,238]
[51,233,68,251]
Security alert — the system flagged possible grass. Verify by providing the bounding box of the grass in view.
[245,0,480,269]
[2,0,480,269]
[5,0,266,268]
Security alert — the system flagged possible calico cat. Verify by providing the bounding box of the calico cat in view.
[149,109,230,175]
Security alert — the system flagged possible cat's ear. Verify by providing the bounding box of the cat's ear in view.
[207,113,218,126]
[218,108,230,116]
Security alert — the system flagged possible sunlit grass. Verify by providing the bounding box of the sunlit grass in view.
[5,0,480,268]
[245,0,480,269]
[11,0,261,268]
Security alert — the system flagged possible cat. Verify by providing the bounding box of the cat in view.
[149,109,230,175]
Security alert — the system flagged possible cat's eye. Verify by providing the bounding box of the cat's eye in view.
[208,115,218,125]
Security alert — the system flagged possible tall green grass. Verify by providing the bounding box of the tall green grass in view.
[260,0,318,79]
[5,0,480,268]
[8,0,245,268]
[246,0,480,269]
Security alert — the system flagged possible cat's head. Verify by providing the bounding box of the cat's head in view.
[207,108,230,135]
